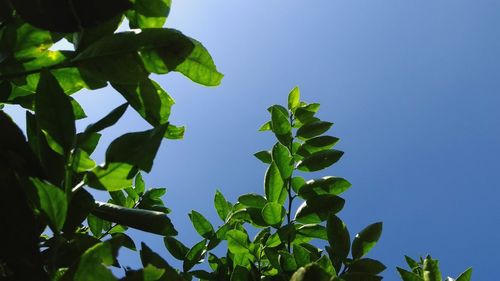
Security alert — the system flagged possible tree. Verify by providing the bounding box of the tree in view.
[0,1,470,280]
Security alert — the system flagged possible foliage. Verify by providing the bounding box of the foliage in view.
[397,256,472,281]
[0,1,471,281]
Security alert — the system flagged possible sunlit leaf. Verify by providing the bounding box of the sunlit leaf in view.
[31,178,67,233]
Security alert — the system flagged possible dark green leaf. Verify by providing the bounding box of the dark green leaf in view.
[35,70,76,155]
[290,263,331,281]
[87,213,104,237]
[297,150,344,172]
[265,162,284,203]
[349,258,386,274]
[270,105,292,145]
[340,272,382,281]
[112,80,174,128]
[456,268,472,281]
[261,202,285,225]
[297,136,339,157]
[31,178,67,233]
[183,239,207,272]
[85,103,128,133]
[92,201,177,236]
[254,150,272,164]
[12,0,131,32]
[352,222,383,259]
[299,176,351,199]
[140,242,184,281]
[296,121,333,139]
[164,237,189,261]
[214,190,232,221]
[294,103,321,125]
[74,29,223,86]
[105,124,168,172]
[294,195,345,224]
[326,215,350,265]
[73,242,118,281]
[272,142,293,179]
[238,193,267,209]
[127,0,171,28]
[230,266,251,281]
[297,224,327,240]
[189,210,215,239]
[76,132,101,155]
[397,267,424,281]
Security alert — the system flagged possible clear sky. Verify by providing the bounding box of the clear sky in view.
[5,1,500,280]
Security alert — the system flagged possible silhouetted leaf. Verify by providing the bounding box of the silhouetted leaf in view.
[294,195,345,223]
[327,214,350,265]
[254,150,272,164]
[85,103,128,133]
[299,176,351,199]
[352,222,383,259]
[297,150,344,172]
[189,210,215,239]
[296,121,332,139]
[164,237,189,261]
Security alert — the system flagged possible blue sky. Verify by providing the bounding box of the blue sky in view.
[5,0,500,280]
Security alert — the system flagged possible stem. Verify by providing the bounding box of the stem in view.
[286,113,295,253]
[64,153,73,202]
[0,61,73,81]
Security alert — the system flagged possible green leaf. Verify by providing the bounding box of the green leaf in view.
[290,263,331,281]
[70,98,87,120]
[297,224,328,240]
[92,201,177,236]
[127,0,171,28]
[352,222,383,259]
[74,29,223,86]
[73,242,118,281]
[288,86,300,111]
[140,242,184,281]
[296,121,333,139]
[326,215,351,264]
[294,195,345,224]
[316,255,336,276]
[254,150,272,164]
[165,123,185,139]
[258,121,272,131]
[297,149,344,172]
[272,142,293,179]
[105,124,168,172]
[85,103,128,133]
[164,237,189,261]
[297,136,339,157]
[271,105,292,145]
[87,162,136,191]
[183,239,207,272]
[291,176,306,193]
[31,178,67,233]
[397,267,424,281]
[72,148,96,173]
[349,258,386,274]
[299,176,351,199]
[135,173,146,195]
[189,210,215,239]
[226,229,250,254]
[456,268,472,281]
[12,0,131,33]
[423,256,442,281]
[294,103,321,125]
[112,80,174,127]
[35,70,76,156]
[261,202,285,225]
[293,244,311,267]
[265,162,285,203]
[280,251,298,272]
[238,193,267,209]
[214,190,232,221]
[87,213,104,237]
[230,266,251,281]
